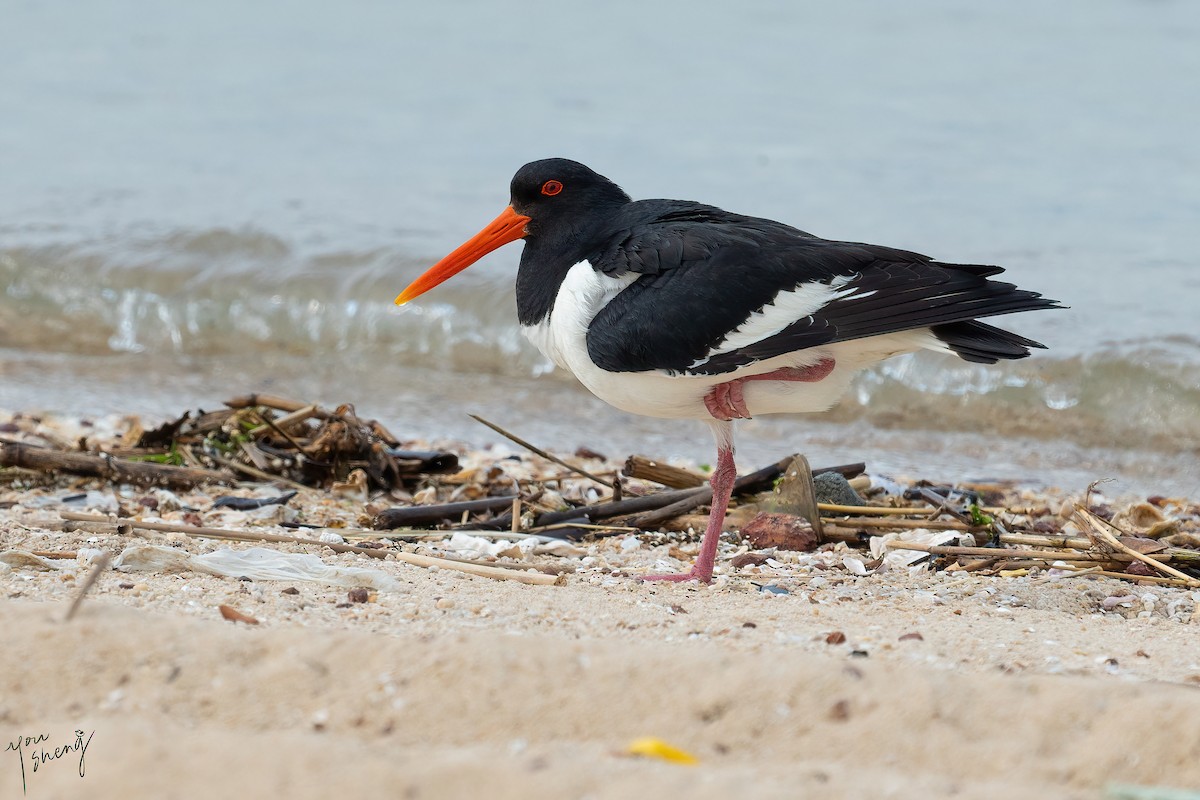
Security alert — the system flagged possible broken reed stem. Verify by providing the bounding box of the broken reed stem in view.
[883,540,1167,564]
[818,504,1007,516]
[945,557,1001,573]
[59,512,559,585]
[538,522,639,533]
[202,450,311,491]
[248,408,312,455]
[834,516,983,531]
[999,532,1094,550]
[1074,504,1200,587]
[225,394,328,417]
[469,414,615,490]
[342,528,561,542]
[391,551,560,585]
[64,551,111,622]
[1084,570,1196,587]
[61,511,391,558]
[247,404,319,436]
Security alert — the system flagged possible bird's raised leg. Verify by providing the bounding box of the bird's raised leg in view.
[703,358,836,420]
[642,420,735,583]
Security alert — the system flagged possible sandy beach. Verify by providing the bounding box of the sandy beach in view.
[3,408,1200,800]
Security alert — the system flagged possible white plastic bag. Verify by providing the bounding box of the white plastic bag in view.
[113,545,401,591]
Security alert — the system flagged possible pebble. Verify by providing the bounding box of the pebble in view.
[436,597,455,610]
[813,472,864,506]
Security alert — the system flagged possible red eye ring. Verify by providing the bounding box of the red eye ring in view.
[541,179,563,196]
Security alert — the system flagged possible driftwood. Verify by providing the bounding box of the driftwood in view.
[622,455,706,489]
[626,459,864,531]
[1,442,231,488]
[454,458,863,534]
[374,496,519,529]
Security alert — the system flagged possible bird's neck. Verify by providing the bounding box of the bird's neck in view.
[515,212,618,326]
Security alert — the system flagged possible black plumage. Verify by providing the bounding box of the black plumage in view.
[503,160,1060,378]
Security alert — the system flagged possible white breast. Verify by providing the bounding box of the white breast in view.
[521,262,637,372]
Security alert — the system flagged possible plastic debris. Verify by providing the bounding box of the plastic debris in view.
[113,545,402,591]
[625,737,699,765]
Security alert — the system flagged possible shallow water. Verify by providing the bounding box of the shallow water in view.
[2,0,1198,493]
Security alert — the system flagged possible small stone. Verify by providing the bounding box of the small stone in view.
[436,597,456,610]
[899,632,924,642]
[730,552,771,569]
[348,588,370,604]
[828,699,850,721]
[218,604,259,625]
[118,582,135,590]
[281,587,300,595]
[825,631,847,645]
[742,513,818,552]
[813,472,864,506]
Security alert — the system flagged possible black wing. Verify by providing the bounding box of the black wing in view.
[584,202,1060,375]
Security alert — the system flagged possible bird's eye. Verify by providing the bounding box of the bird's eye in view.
[541,180,563,196]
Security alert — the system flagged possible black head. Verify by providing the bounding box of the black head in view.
[509,158,631,238]
[395,158,630,307]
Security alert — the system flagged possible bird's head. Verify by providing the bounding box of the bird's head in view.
[395,158,629,305]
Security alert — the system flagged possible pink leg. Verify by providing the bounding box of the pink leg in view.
[702,358,836,420]
[643,422,737,584]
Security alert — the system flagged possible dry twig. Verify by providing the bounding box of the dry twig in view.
[469,414,616,490]
[64,551,111,622]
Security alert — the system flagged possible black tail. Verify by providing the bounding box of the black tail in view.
[931,319,1048,364]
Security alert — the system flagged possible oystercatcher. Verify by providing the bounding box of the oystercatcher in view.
[396,158,1060,583]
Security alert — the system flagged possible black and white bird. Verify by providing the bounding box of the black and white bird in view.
[396,158,1060,583]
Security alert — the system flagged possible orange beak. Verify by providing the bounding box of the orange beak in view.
[395,205,532,305]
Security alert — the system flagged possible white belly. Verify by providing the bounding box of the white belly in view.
[521,262,941,421]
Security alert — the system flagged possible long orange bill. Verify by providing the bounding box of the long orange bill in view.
[395,205,532,305]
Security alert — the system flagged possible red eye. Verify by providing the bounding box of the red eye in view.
[541,180,563,196]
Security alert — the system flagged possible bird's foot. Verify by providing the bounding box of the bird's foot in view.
[703,359,837,421]
[640,566,713,584]
[703,380,750,420]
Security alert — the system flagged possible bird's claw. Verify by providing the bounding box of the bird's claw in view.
[640,567,713,584]
[702,380,751,421]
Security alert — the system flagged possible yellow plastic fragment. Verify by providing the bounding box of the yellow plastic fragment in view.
[625,737,699,765]
[999,568,1029,578]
